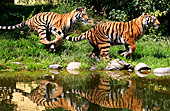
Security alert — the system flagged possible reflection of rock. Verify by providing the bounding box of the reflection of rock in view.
[153,67,170,73]
[49,70,60,74]
[153,67,170,76]
[135,63,151,72]
[154,73,170,76]
[49,64,62,70]
[106,71,133,80]
[135,70,150,77]
[104,59,133,71]
[67,69,80,74]
[66,62,81,70]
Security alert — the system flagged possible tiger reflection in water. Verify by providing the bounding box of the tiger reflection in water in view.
[28,74,142,111]
[28,80,89,111]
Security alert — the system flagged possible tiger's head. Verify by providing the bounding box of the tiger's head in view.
[142,12,160,29]
[73,6,89,23]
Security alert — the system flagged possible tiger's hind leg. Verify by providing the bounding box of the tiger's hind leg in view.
[48,34,63,52]
[36,25,57,52]
[98,43,110,61]
[54,34,63,48]
[89,48,100,62]
[38,25,55,48]
[45,30,52,51]
[118,41,136,57]
[48,27,64,52]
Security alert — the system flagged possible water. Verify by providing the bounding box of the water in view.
[0,70,170,111]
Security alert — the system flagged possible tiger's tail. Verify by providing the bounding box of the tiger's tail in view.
[0,21,27,30]
[65,32,87,42]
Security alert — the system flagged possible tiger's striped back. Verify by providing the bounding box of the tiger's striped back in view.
[65,12,160,61]
[0,7,89,52]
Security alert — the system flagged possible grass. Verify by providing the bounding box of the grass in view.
[0,29,169,71]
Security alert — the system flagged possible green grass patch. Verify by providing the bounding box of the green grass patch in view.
[0,31,169,71]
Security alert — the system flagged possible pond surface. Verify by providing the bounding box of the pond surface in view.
[0,70,170,111]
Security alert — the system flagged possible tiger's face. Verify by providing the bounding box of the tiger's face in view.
[74,7,89,23]
[142,12,160,29]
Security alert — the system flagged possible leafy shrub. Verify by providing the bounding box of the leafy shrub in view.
[109,9,128,22]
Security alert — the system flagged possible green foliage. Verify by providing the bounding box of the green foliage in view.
[109,9,128,22]
[0,30,169,71]
[80,0,170,36]
[49,0,79,14]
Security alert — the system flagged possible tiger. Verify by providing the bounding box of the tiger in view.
[64,12,160,61]
[0,6,89,52]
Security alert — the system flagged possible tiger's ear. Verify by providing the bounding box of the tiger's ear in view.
[142,12,147,18]
[76,6,82,12]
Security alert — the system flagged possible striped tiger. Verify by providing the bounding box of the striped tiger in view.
[0,6,89,52]
[65,12,160,61]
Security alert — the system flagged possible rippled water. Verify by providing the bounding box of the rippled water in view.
[0,70,170,111]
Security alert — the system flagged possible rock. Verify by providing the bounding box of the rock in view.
[67,70,80,74]
[134,63,151,72]
[11,62,23,65]
[49,64,63,70]
[106,70,133,80]
[66,62,81,74]
[90,66,97,71]
[66,62,81,70]
[104,59,133,71]
[153,67,170,74]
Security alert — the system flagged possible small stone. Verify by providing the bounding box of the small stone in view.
[90,66,97,71]
[49,64,62,70]
[134,63,151,71]
[66,62,81,70]
[104,59,133,71]
[11,62,23,65]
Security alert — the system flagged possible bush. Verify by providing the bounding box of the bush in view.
[80,0,170,36]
